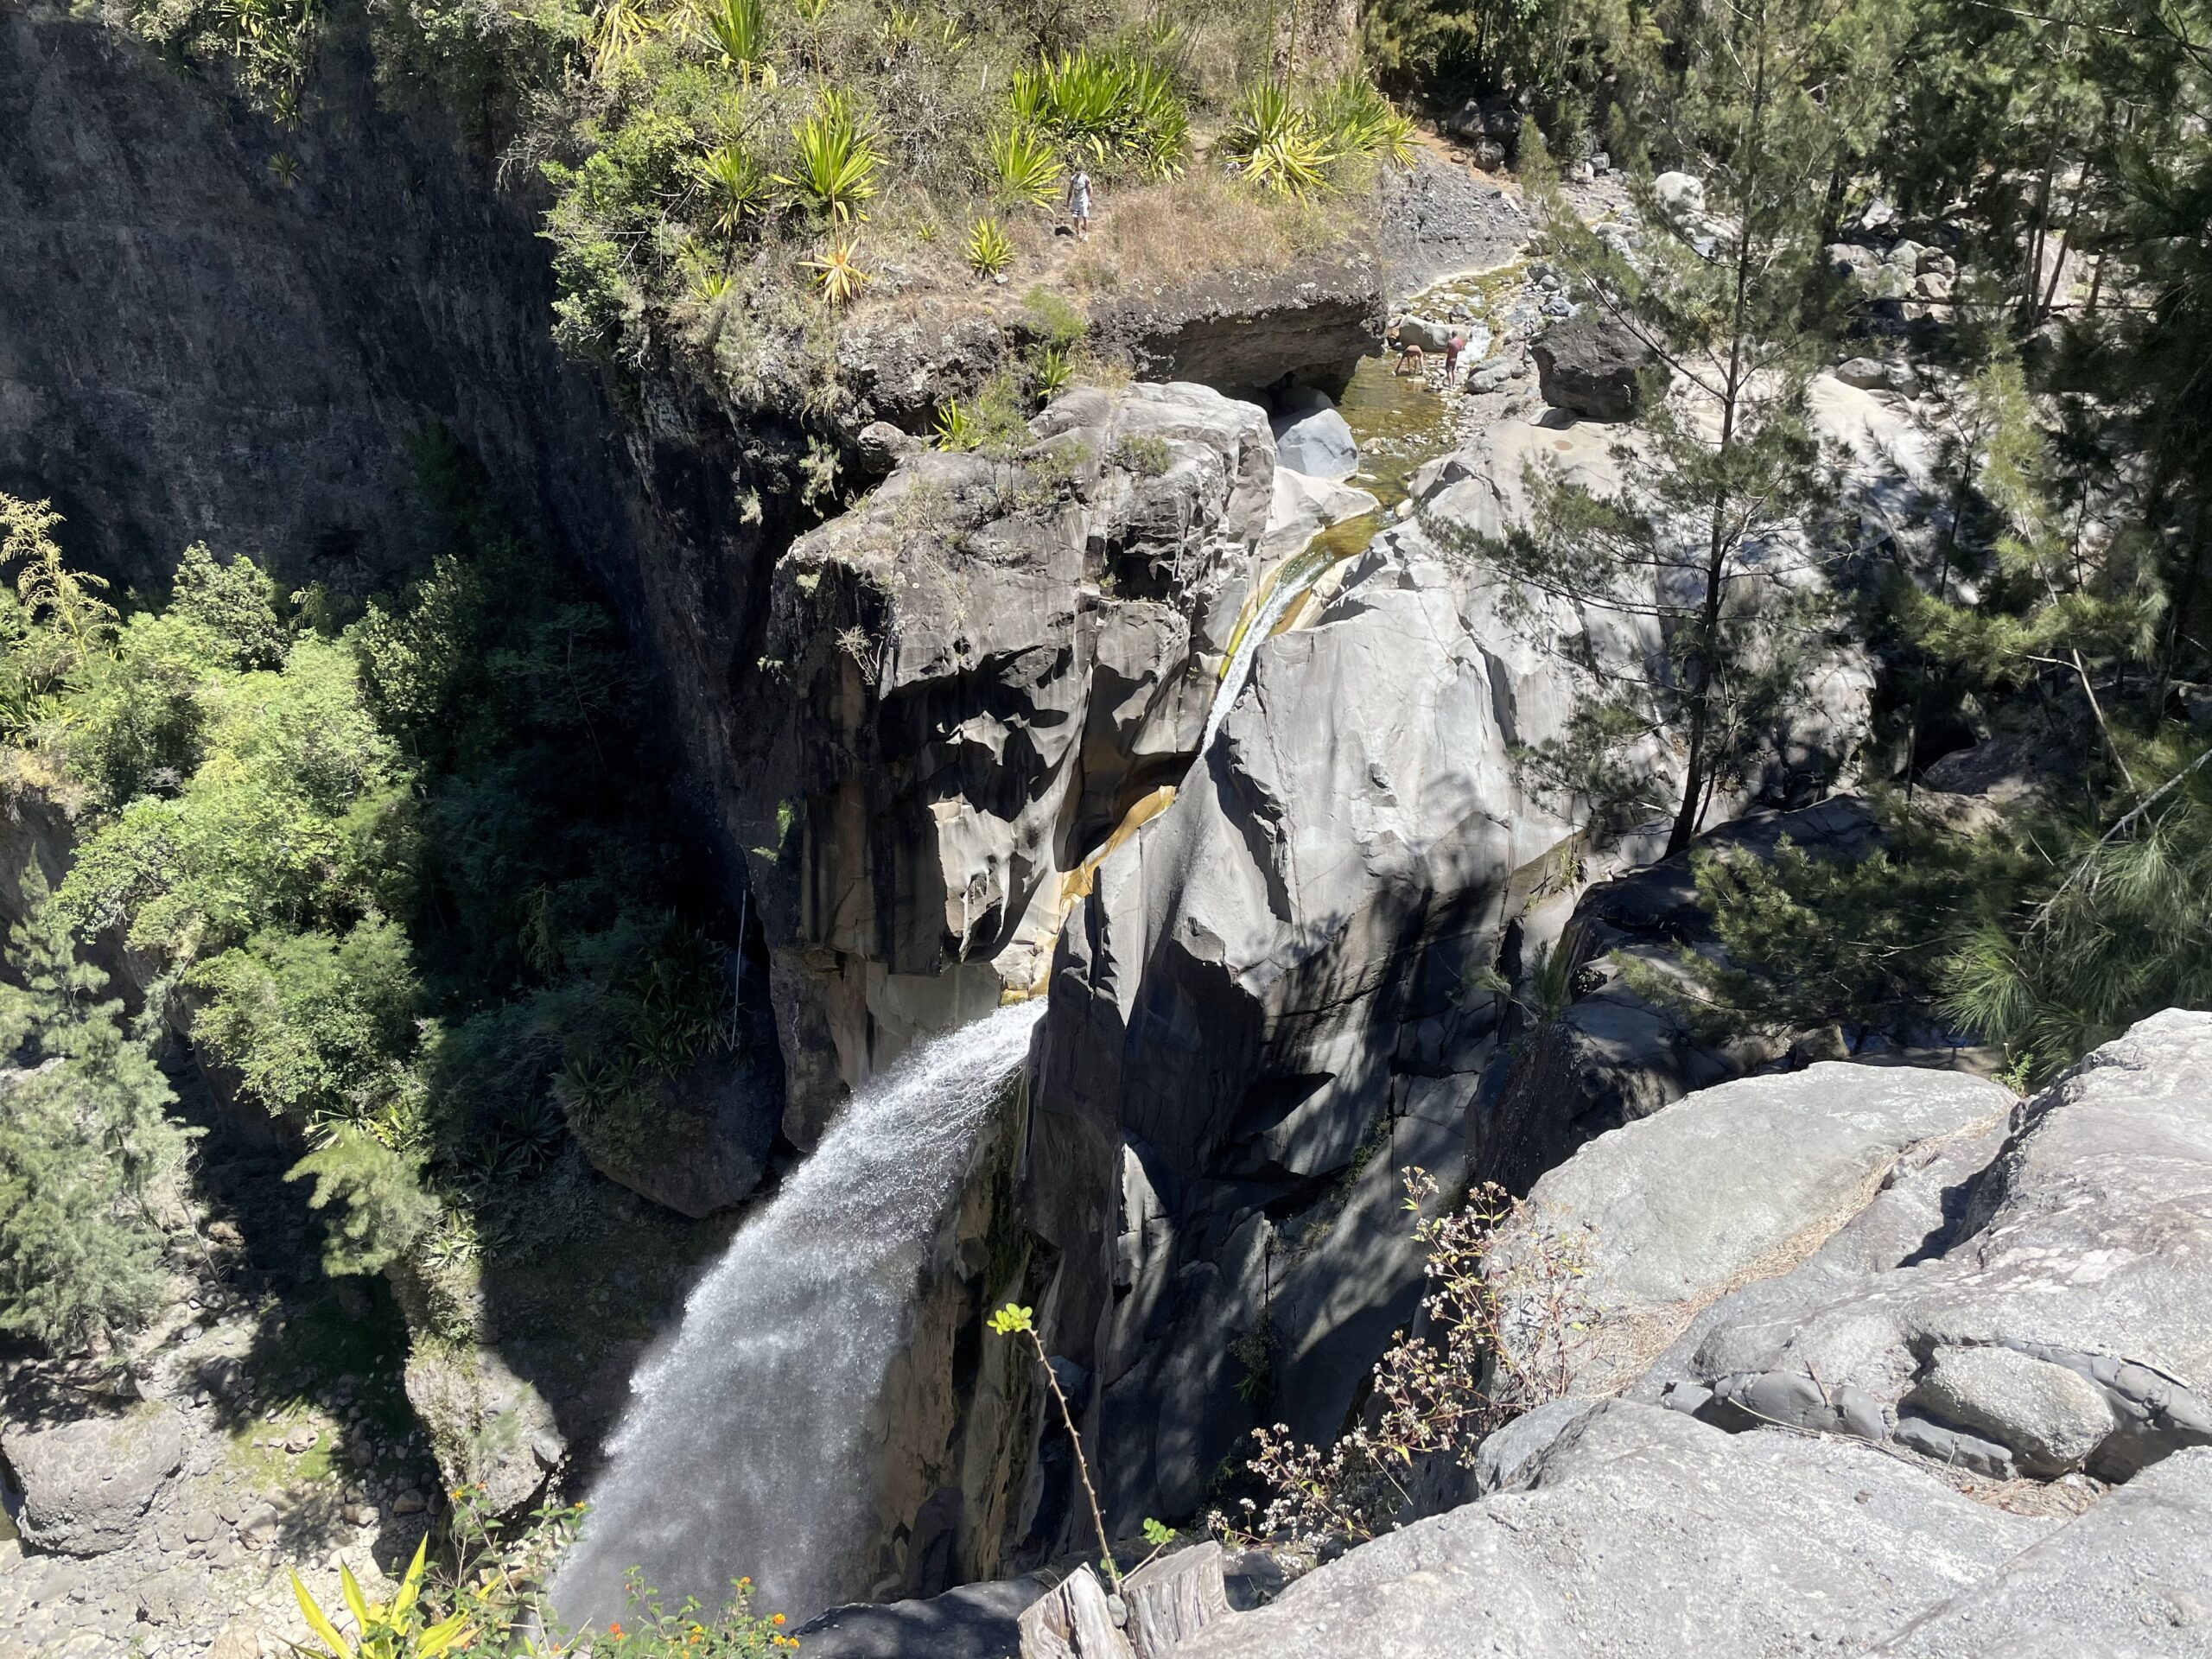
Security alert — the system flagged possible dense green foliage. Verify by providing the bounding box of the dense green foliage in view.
[0,437,735,1301]
[0,865,193,1352]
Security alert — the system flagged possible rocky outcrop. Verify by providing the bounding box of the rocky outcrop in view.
[1024,529,1628,1532]
[1474,797,1887,1192]
[741,382,1277,1141]
[1089,259,1386,400]
[0,8,635,600]
[1491,1060,2012,1394]
[1019,371,1899,1534]
[1170,1010,2212,1659]
[1530,312,1667,422]
[0,1402,186,1555]
[1374,155,1529,300]
[1177,1400,2054,1658]
[1637,1010,2212,1481]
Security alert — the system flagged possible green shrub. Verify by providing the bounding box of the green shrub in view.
[1109,432,1172,476]
[1017,284,1088,349]
[0,864,190,1353]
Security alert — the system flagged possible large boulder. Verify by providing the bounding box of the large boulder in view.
[1864,1446,2212,1656]
[1173,1401,2050,1659]
[1530,312,1667,422]
[1638,1010,2212,1482]
[0,1403,186,1555]
[1493,1060,2012,1395]
[1268,399,1358,480]
[567,1047,779,1217]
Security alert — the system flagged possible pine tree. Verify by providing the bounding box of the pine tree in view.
[1427,0,1899,855]
[0,861,193,1352]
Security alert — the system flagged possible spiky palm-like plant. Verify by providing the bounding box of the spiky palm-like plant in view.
[1010,50,1187,180]
[987,121,1065,208]
[588,0,664,80]
[692,141,773,239]
[779,88,882,222]
[804,235,869,305]
[1313,73,1418,168]
[1032,345,1074,397]
[1221,82,1333,194]
[694,0,774,81]
[966,217,1014,279]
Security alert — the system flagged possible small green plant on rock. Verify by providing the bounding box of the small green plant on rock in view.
[990,1301,1124,1594]
[289,1537,474,1659]
[1109,432,1171,477]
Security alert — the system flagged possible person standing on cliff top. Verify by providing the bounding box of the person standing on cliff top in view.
[1067,168,1093,239]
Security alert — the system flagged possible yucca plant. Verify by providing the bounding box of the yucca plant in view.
[1010,50,1187,179]
[967,217,1014,279]
[933,399,979,451]
[692,141,773,238]
[987,120,1065,208]
[1222,82,1333,194]
[588,0,664,80]
[1033,345,1075,397]
[779,88,882,222]
[1313,74,1417,168]
[694,0,775,81]
[804,235,869,305]
[290,1538,472,1659]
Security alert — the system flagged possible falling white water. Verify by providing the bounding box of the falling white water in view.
[551,1001,1046,1631]
[1201,544,1338,752]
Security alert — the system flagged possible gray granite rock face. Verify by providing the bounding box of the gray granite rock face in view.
[1494,1060,2012,1393]
[0,1404,186,1555]
[1638,1011,2212,1482]
[1027,531,1614,1532]
[1863,1447,2212,1657]
[1173,1402,2049,1659]
[754,382,1275,1143]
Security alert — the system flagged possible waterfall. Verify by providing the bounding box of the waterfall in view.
[1201,543,1338,752]
[551,1001,1046,1631]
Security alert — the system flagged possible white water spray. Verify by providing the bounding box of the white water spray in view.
[552,1001,1046,1630]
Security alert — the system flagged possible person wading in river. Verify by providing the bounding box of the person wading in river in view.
[1066,168,1093,239]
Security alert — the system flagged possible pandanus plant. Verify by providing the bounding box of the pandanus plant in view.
[778,88,882,223]
[694,0,774,81]
[1222,81,1333,195]
[987,120,1065,209]
[692,142,773,239]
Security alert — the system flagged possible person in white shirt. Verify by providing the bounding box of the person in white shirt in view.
[1066,168,1093,239]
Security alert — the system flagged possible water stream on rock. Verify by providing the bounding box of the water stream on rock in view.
[551,1000,1047,1631]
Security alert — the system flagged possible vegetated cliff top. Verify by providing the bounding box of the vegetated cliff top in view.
[113,0,1413,427]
